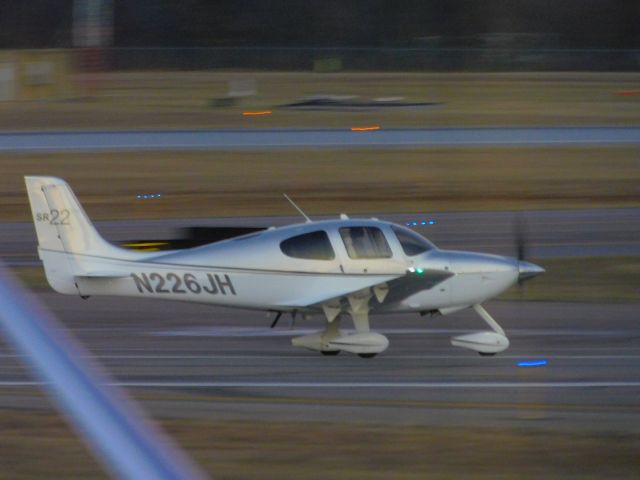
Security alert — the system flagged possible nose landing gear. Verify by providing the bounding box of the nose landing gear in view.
[450,304,510,355]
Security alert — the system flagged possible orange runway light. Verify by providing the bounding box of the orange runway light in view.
[615,90,640,97]
[242,111,272,116]
[351,125,381,131]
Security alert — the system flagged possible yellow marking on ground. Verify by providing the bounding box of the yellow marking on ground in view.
[122,242,168,247]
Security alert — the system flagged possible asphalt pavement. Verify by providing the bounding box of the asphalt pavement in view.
[0,294,638,433]
[1,126,639,152]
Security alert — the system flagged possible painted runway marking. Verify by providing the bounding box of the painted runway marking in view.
[1,139,639,152]
[2,381,640,389]
[150,327,640,338]
[2,354,640,360]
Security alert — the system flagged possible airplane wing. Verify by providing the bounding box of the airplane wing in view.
[383,268,455,304]
[276,268,453,309]
[274,274,402,309]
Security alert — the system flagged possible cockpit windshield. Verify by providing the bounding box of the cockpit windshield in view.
[392,225,435,256]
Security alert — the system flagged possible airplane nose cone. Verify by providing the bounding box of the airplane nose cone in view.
[518,261,545,282]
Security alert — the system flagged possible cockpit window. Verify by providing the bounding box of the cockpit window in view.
[392,225,434,256]
[339,227,392,259]
[280,230,335,260]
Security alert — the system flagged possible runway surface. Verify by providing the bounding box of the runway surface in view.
[3,207,639,266]
[1,126,639,152]
[0,294,638,433]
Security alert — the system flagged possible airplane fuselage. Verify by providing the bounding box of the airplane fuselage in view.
[40,218,522,315]
[26,176,544,357]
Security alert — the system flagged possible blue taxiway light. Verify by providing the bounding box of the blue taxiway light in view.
[406,219,436,227]
[517,360,548,367]
[137,194,162,200]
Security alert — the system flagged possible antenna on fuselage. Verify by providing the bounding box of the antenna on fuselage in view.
[283,194,311,223]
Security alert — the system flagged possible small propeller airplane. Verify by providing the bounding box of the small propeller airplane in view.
[25,176,544,358]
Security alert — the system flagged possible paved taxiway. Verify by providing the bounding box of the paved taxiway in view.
[3,207,639,266]
[1,126,639,152]
[0,294,638,433]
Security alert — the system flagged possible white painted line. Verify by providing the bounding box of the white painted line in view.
[1,139,638,153]
[2,381,640,389]
[0,381,41,386]
[150,327,639,338]
[2,354,640,360]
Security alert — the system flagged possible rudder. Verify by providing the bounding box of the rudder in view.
[24,176,140,295]
[25,176,120,256]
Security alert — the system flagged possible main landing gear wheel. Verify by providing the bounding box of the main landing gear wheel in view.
[321,350,340,356]
[478,352,496,357]
[358,353,377,359]
[291,293,390,358]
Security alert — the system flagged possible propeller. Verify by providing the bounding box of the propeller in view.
[514,212,545,288]
[515,212,527,265]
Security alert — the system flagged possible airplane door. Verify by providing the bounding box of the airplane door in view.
[331,225,406,275]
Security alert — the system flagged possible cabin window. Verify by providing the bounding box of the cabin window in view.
[339,227,392,259]
[392,225,434,256]
[280,231,335,260]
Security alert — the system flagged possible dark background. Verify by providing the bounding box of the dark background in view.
[0,0,638,49]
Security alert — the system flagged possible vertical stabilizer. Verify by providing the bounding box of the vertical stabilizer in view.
[25,176,122,256]
[24,176,144,294]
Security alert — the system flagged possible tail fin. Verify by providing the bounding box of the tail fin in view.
[25,176,123,257]
[25,176,143,294]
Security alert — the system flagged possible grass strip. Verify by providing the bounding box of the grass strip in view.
[2,146,639,221]
[0,408,638,480]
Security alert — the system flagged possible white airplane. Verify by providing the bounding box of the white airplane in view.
[25,176,544,358]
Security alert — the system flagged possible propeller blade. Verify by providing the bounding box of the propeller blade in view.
[514,212,528,262]
[514,212,530,291]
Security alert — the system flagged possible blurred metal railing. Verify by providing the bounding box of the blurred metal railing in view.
[0,264,207,479]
